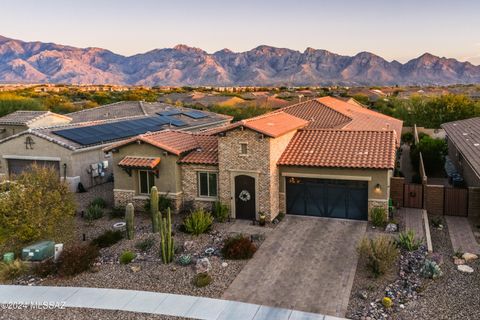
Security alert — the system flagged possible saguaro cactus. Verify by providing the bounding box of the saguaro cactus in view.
[150,186,159,233]
[160,207,174,264]
[125,203,135,240]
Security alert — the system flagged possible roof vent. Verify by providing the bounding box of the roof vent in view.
[474,143,480,147]
[462,132,468,136]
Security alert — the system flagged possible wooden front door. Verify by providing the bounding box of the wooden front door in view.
[235,175,256,220]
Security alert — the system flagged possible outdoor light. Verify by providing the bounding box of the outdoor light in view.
[374,183,381,192]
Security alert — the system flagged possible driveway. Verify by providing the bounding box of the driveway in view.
[223,216,366,318]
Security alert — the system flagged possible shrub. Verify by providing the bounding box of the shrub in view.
[430,216,442,228]
[213,202,229,223]
[109,207,125,219]
[91,230,123,248]
[183,209,213,236]
[85,204,104,220]
[358,236,398,277]
[420,259,442,279]
[89,197,107,209]
[193,273,212,287]
[0,165,75,252]
[32,259,58,277]
[371,207,387,227]
[397,231,422,251]
[401,132,414,144]
[120,250,136,264]
[382,297,393,308]
[57,245,99,276]
[222,234,257,260]
[0,259,28,281]
[135,237,155,252]
[144,194,173,213]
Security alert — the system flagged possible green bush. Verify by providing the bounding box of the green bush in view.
[85,204,104,220]
[213,202,229,222]
[397,230,422,251]
[183,209,213,236]
[401,132,414,144]
[193,273,212,287]
[371,207,387,227]
[144,194,173,213]
[135,237,155,252]
[57,245,99,276]
[119,251,136,264]
[430,216,442,228]
[358,236,398,277]
[32,259,58,277]
[0,259,28,281]
[89,197,107,209]
[222,234,257,260]
[91,230,123,248]
[420,259,442,279]
[109,207,126,219]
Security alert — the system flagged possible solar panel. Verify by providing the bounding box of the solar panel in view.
[182,110,207,119]
[157,115,187,127]
[53,116,170,146]
[158,110,181,116]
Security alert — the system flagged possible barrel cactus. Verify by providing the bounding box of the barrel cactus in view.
[160,207,174,264]
[150,186,159,233]
[125,203,135,240]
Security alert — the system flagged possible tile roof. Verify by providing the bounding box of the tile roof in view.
[211,112,308,138]
[179,135,218,165]
[118,156,161,169]
[441,117,480,176]
[0,111,71,125]
[278,129,397,169]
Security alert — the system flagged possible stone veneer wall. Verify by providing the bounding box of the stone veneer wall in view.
[368,199,389,219]
[113,189,181,213]
[181,163,219,212]
[218,129,271,220]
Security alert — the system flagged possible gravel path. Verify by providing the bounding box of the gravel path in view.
[393,215,480,320]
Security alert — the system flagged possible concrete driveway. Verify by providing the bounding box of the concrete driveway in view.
[223,216,367,318]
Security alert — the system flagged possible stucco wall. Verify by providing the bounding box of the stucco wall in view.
[0,125,28,140]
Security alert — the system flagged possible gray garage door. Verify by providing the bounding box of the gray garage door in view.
[286,177,368,220]
[7,159,60,177]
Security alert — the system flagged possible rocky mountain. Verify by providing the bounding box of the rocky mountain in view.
[1,35,479,86]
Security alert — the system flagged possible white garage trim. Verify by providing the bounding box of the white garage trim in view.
[281,172,372,181]
[3,155,61,161]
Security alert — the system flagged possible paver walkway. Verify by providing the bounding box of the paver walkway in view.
[223,216,367,318]
[399,208,426,242]
[0,285,344,320]
[446,216,480,254]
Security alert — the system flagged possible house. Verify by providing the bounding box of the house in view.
[0,102,231,190]
[441,117,480,187]
[0,111,72,139]
[106,96,402,221]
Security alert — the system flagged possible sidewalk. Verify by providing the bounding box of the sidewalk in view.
[0,285,344,320]
[446,216,480,254]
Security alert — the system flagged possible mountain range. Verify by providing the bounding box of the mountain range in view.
[1,35,479,86]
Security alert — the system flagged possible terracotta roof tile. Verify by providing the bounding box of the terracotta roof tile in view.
[278,129,397,169]
[179,135,218,165]
[118,156,161,169]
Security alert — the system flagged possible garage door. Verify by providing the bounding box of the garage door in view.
[7,159,60,177]
[286,177,368,220]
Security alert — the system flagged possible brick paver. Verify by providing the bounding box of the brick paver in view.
[446,216,480,254]
[222,216,367,318]
[399,208,426,242]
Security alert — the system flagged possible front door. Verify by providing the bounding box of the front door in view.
[235,175,256,220]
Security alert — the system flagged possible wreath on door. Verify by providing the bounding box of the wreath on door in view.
[238,190,251,202]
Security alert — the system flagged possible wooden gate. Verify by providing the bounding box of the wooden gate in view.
[403,184,423,208]
[444,187,468,216]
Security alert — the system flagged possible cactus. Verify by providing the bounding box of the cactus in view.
[160,207,174,264]
[178,254,192,266]
[125,203,135,240]
[150,186,159,233]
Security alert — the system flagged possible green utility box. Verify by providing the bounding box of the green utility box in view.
[21,241,55,261]
[3,252,14,263]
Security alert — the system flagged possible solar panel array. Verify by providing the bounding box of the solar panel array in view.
[157,110,207,119]
[53,115,187,146]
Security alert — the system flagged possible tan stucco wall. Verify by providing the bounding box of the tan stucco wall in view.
[0,125,28,140]
[0,133,112,189]
[278,165,391,214]
[111,142,181,195]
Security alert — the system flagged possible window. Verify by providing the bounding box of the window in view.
[240,143,248,155]
[198,172,218,197]
[139,170,155,194]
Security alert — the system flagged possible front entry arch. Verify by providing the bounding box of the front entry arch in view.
[234,175,256,220]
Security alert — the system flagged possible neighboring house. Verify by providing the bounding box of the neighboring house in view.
[0,102,231,190]
[107,96,402,222]
[441,117,480,187]
[0,111,72,139]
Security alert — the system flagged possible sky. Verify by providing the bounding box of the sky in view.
[2,0,480,64]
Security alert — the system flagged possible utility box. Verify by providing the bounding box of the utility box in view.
[21,241,55,261]
[54,243,63,262]
[3,252,14,263]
